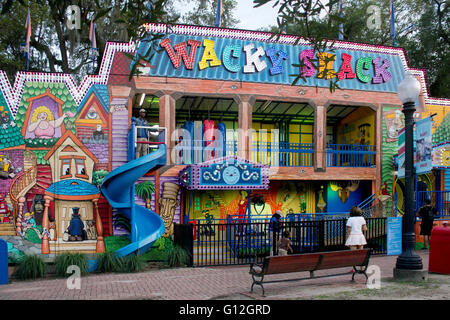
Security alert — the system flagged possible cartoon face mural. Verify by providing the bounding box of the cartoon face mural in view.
[159,182,180,237]
[27,106,69,139]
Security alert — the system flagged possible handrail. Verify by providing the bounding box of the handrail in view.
[9,150,37,203]
[358,193,376,209]
[9,150,38,231]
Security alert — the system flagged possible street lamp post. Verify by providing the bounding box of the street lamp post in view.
[394,71,424,275]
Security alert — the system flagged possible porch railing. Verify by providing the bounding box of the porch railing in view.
[326,144,376,167]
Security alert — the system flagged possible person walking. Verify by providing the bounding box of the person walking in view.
[135,108,149,158]
[345,206,367,250]
[269,210,283,256]
[417,199,438,250]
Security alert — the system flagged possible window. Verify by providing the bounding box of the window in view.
[75,157,88,179]
[61,158,71,178]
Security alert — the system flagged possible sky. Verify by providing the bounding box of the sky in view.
[176,0,280,31]
[234,1,280,31]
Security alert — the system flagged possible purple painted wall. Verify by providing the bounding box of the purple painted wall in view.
[0,149,24,195]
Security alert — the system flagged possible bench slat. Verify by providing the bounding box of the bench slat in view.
[316,250,369,270]
[265,253,321,275]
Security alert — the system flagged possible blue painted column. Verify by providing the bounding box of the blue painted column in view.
[0,238,8,285]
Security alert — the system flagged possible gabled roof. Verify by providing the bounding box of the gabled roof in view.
[43,130,98,163]
[77,84,109,114]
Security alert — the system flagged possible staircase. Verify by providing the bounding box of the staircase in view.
[27,165,53,200]
[3,151,38,236]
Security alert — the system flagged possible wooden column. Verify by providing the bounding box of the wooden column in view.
[93,198,105,253]
[42,195,53,254]
[16,197,25,236]
[235,95,255,160]
[314,105,327,172]
[156,92,182,165]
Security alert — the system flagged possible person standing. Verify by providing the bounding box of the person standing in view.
[135,108,149,158]
[417,199,438,250]
[345,206,367,250]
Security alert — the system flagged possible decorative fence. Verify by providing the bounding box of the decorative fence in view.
[191,216,387,267]
[326,144,376,167]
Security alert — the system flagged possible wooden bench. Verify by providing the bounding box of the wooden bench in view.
[249,249,371,296]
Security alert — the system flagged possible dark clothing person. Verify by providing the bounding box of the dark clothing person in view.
[418,205,437,236]
[417,200,438,250]
[269,211,282,233]
[67,207,85,241]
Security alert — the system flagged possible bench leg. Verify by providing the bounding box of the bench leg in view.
[250,274,265,297]
[352,266,369,282]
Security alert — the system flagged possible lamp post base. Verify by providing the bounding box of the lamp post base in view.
[393,268,428,281]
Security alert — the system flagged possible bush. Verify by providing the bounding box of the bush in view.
[97,251,122,273]
[167,245,192,268]
[14,255,47,280]
[54,253,88,278]
[118,255,146,273]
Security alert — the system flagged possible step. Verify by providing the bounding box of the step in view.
[0,224,15,230]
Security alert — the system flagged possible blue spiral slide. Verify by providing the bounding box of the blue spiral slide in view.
[101,145,167,257]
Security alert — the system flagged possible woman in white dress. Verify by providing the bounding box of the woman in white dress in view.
[345,206,367,250]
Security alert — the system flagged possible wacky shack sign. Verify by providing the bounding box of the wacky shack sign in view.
[135,24,407,93]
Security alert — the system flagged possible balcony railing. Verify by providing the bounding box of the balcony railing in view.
[326,144,376,167]
[250,142,313,167]
[174,139,376,168]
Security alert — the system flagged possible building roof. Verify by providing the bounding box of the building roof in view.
[45,178,100,200]
[77,84,109,114]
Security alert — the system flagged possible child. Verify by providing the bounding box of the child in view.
[278,230,293,256]
[345,206,367,250]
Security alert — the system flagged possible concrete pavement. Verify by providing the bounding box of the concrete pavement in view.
[0,251,445,300]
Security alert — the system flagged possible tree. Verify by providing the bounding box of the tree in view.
[257,0,449,97]
[181,0,239,28]
[136,180,156,209]
[0,0,180,82]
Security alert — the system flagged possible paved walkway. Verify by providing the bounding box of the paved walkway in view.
[0,251,441,300]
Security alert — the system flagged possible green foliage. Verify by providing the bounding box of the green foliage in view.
[167,245,192,267]
[235,246,270,258]
[14,255,47,280]
[54,253,88,278]
[135,180,156,207]
[141,236,174,261]
[118,254,146,273]
[96,251,122,273]
[25,137,58,148]
[24,225,43,244]
[104,235,131,252]
[113,214,131,233]
[93,170,110,188]
[181,0,239,28]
